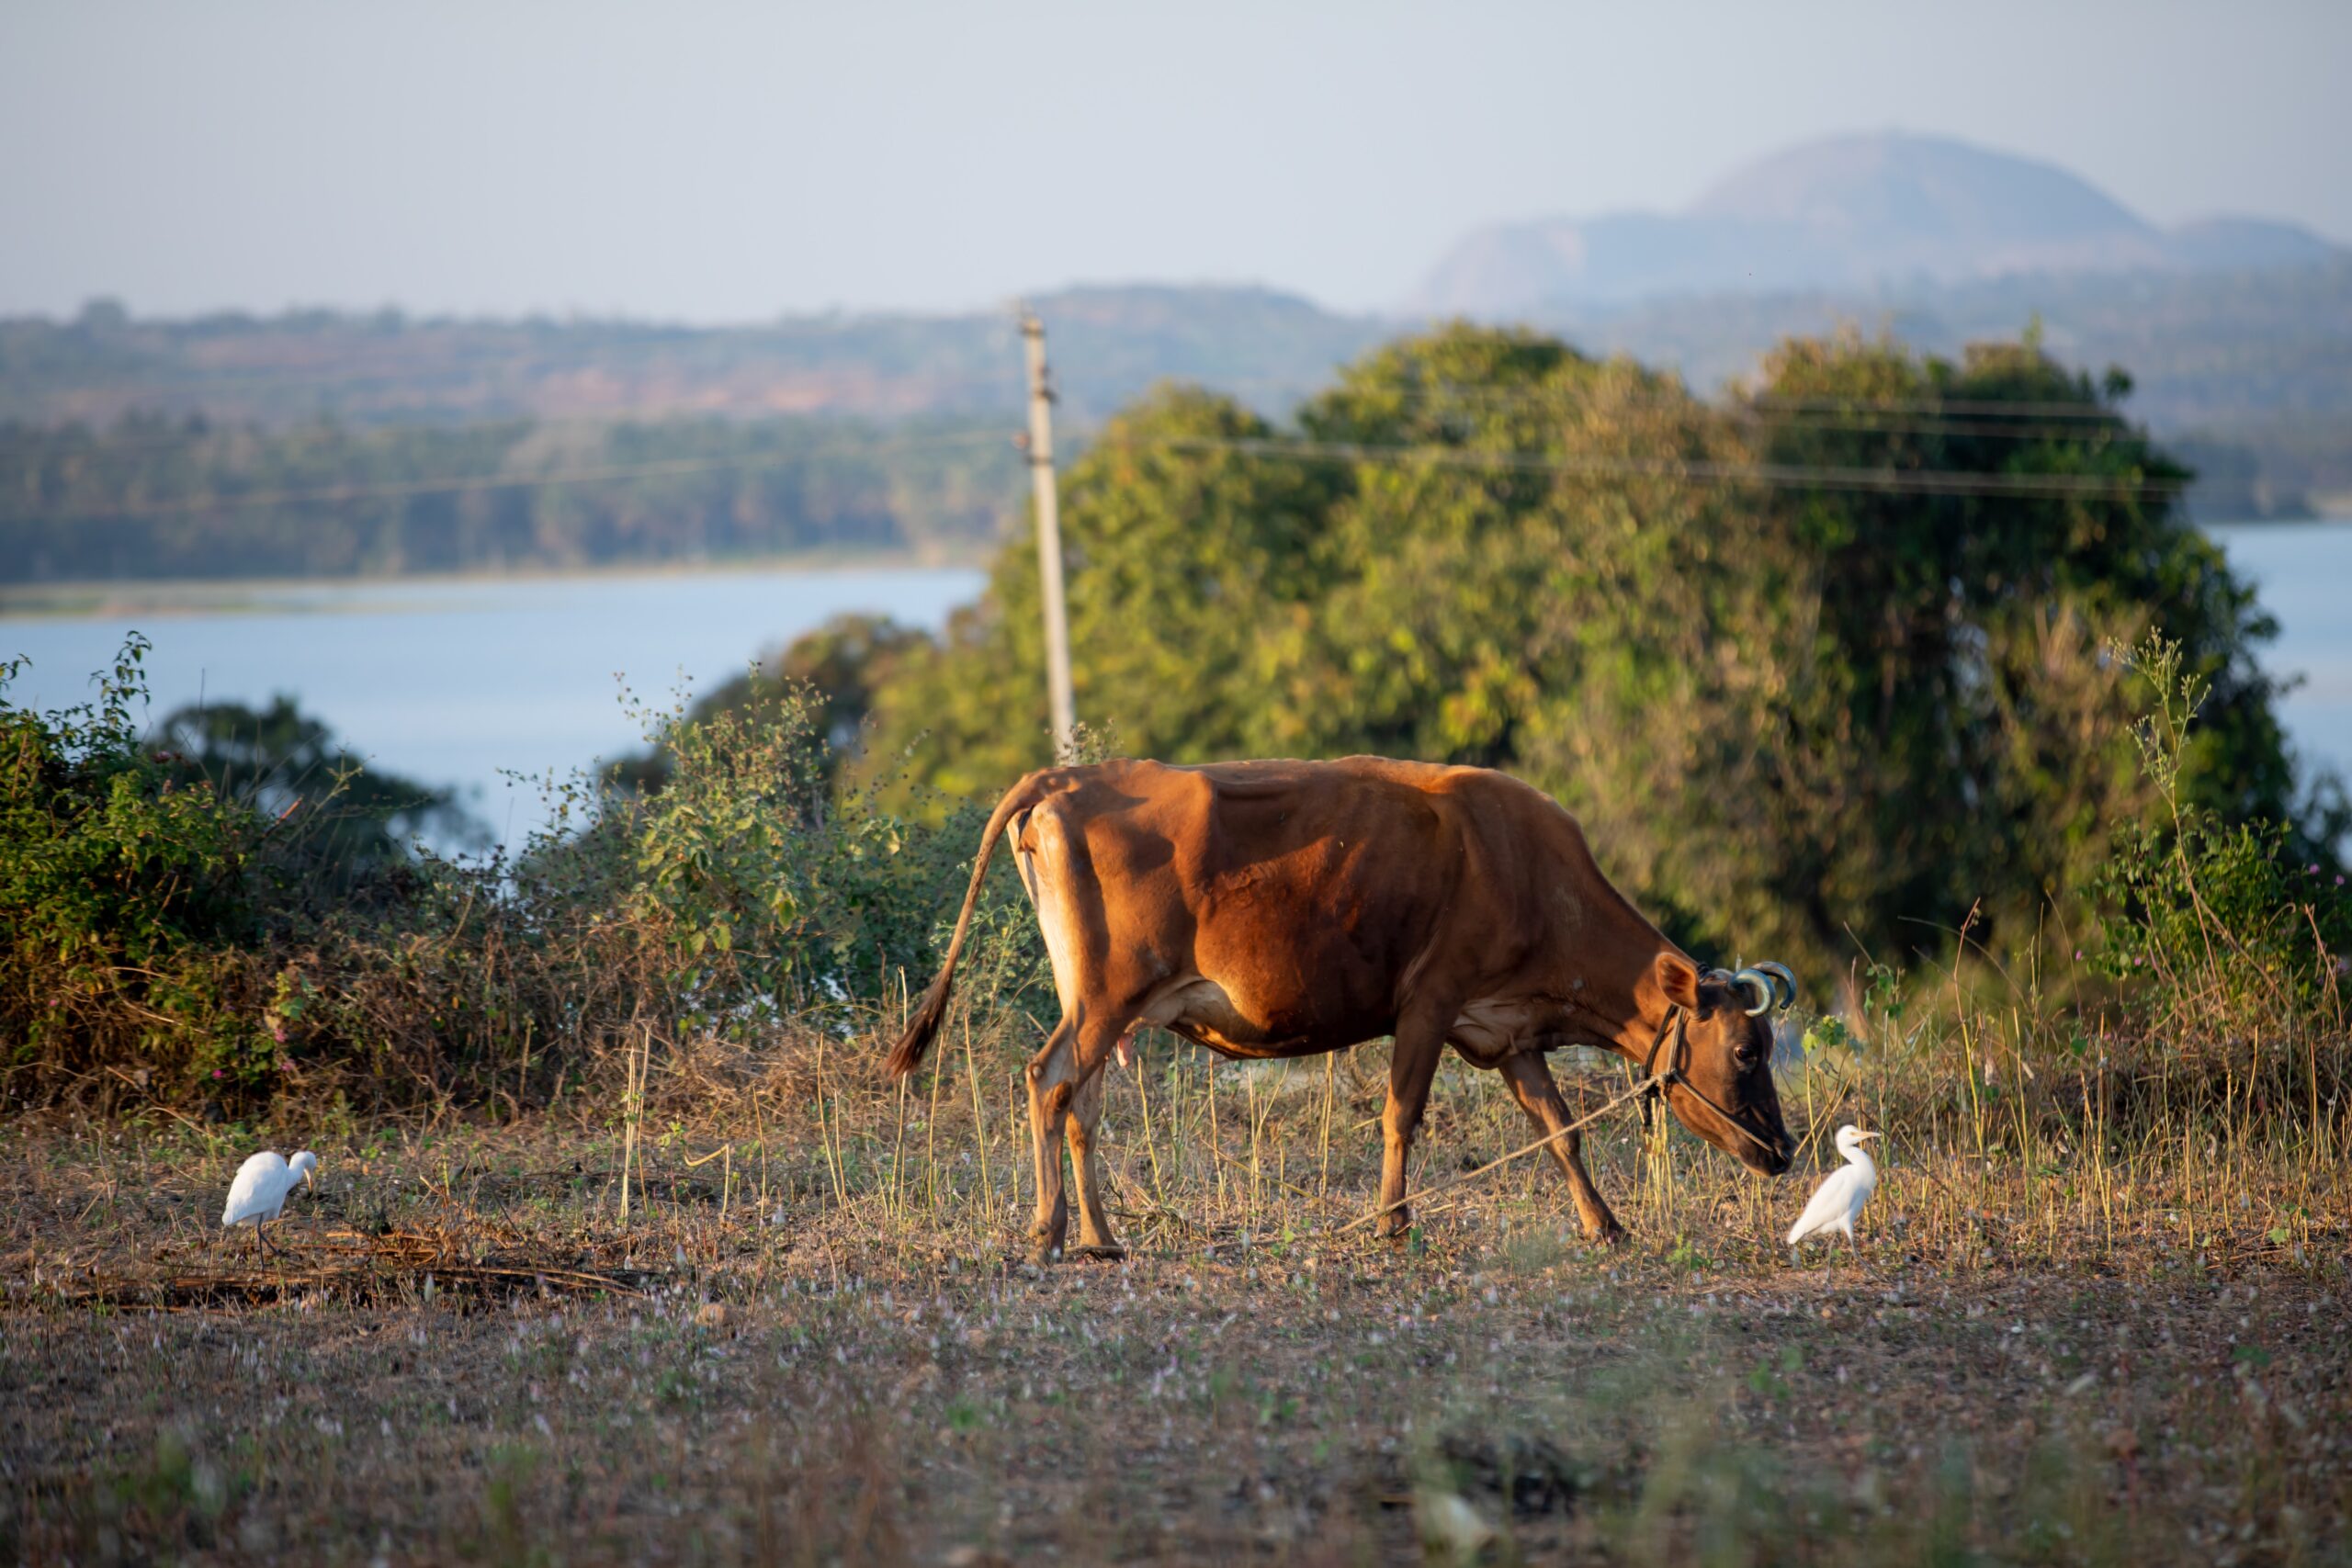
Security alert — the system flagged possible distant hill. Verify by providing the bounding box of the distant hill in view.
[0,285,1389,432]
[1413,132,2344,316]
[1534,256,2352,515]
[0,286,1392,583]
[4,250,2346,570]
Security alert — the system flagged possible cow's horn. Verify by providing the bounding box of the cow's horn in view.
[1754,961,1797,1010]
[1733,967,1774,1017]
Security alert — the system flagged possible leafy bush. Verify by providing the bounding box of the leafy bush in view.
[603,613,928,795]
[2093,635,2350,1032]
[1,635,1046,1113]
[1,635,257,964]
[0,635,268,1087]
[542,672,1047,1034]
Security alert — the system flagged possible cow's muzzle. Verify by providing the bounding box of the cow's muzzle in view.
[1741,1127,1794,1177]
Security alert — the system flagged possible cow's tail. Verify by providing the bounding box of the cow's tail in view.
[885,773,1050,1078]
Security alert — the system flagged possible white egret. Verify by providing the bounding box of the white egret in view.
[1786,1125,1881,1252]
[221,1150,318,1259]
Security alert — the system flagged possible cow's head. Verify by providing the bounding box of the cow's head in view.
[1651,953,1795,1176]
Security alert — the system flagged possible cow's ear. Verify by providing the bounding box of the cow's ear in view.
[1653,952,1702,1012]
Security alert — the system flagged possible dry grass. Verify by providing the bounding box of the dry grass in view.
[4,998,2349,1565]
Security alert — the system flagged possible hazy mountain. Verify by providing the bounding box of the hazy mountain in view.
[1538,256,2352,516]
[1413,132,2344,317]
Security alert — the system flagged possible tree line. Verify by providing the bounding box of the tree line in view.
[0,412,1023,581]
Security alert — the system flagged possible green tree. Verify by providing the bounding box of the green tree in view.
[606,613,930,796]
[153,694,484,886]
[861,386,1340,802]
[852,324,2334,978]
[1680,338,2335,969]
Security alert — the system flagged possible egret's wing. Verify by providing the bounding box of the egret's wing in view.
[1787,1168,1861,1245]
[222,1151,287,1226]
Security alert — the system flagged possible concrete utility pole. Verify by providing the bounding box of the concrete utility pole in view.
[1020,309,1077,761]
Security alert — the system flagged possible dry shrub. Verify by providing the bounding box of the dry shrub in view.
[2,639,1046,1122]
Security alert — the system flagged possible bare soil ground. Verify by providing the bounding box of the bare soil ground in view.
[5,1068,2349,1565]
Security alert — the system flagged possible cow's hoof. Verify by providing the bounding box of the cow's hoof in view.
[1072,1242,1126,1262]
[1586,1224,1630,1247]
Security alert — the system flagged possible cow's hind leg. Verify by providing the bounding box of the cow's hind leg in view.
[1063,1063,1124,1258]
[1025,1010,1133,1262]
[1498,1052,1628,1244]
[1375,1007,1452,1243]
[1025,1016,1079,1258]
[1021,1020,1077,1259]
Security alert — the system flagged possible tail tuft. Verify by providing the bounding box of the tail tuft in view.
[886,975,953,1078]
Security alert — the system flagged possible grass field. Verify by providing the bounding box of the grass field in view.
[6,1007,2347,1566]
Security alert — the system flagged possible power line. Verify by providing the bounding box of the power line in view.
[0,403,998,435]
[1207,364,2141,422]
[0,353,1035,409]
[1345,385,2134,423]
[1300,381,2136,444]
[0,406,1026,458]
[1733,409,2131,442]
[1132,434,2183,501]
[2,388,2132,480]
[1748,392,2132,421]
[6,423,2183,530]
[1314,371,2132,420]
[0,429,1012,525]
[7,334,2132,426]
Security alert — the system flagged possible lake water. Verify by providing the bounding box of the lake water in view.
[0,565,986,849]
[2,522,2346,852]
[2209,522,2352,798]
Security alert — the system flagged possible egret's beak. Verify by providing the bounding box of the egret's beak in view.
[1855,1131,1883,1142]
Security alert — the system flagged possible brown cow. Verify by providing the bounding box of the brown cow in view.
[887,756,1795,1260]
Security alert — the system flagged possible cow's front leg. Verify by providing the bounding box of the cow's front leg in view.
[1498,1051,1628,1245]
[1375,1011,1449,1242]
[1025,1017,1079,1259]
[1063,1063,1124,1258]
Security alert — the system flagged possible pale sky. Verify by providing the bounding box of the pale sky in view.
[3,0,2346,322]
